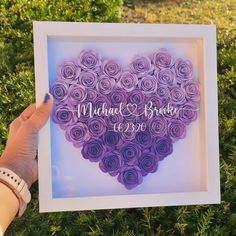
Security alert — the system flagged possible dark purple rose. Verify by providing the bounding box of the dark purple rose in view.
[156,69,175,86]
[175,58,193,82]
[109,88,127,107]
[78,71,97,88]
[170,86,186,104]
[78,50,101,71]
[156,86,170,99]
[149,116,168,137]
[130,56,153,76]
[183,80,200,102]
[103,130,122,148]
[135,130,152,148]
[119,70,138,91]
[102,59,121,80]
[85,88,97,102]
[118,165,143,189]
[151,49,173,69]
[138,75,157,94]
[137,151,158,176]
[99,151,123,176]
[81,138,105,162]
[152,136,173,160]
[88,117,107,137]
[179,102,198,125]
[68,84,87,106]
[50,82,68,103]
[120,142,141,165]
[52,105,76,129]
[96,75,115,95]
[127,89,145,106]
[65,123,90,147]
[58,61,80,84]
[105,114,123,130]
[168,120,186,142]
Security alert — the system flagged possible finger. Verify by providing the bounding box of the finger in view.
[21,103,36,119]
[24,93,54,133]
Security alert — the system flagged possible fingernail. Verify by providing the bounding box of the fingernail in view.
[43,93,50,104]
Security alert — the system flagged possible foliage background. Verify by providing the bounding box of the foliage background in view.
[0,0,236,235]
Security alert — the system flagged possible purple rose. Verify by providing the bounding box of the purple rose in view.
[50,82,68,103]
[130,56,153,76]
[183,80,200,102]
[58,61,80,84]
[85,88,97,102]
[137,151,158,176]
[179,102,198,125]
[156,86,170,99]
[138,75,157,94]
[151,49,173,69]
[109,88,127,107]
[174,58,193,82]
[81,138,105,162]
[121,106,138,123]
[145,94,163,109]
[94,94,111,110]
[149,116,168,137]
[77,50,101,71]
[120,142,141,165]
[99,151,123,176]
[88,117,107,137]
[170,86,186,104]
[168,120,186,142]
[135,130,152,148]
[156,69,175,86]
[65,123,90,147]
[102,59,121,80]
[119,70,138,91]
[121,130,136,141]
[78,71,97,88]
[105,114,123,130]
[96,75,115,95]
[103,130,122,148]
[127,89,145,106]
[152,136,173,160]
[68,84,87,106]
[118,165,143,189]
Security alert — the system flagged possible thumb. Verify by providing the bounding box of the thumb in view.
[25,93,54,133]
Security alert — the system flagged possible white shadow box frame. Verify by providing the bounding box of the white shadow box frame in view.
[33,21,220,213]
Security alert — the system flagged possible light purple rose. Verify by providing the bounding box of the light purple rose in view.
[68,84,87,106]
[118,165,143,189]
[167,120,186,142]
[179,102,198,125]
[149,116,168,137]
[94,94,111,110]
[105,114,123,130]
[156,86,170,99]
[137,151,158,176]
[88,117,107,137]
[77,50,101,71]
[99,151,123,176]
[120,142,141,165]
[102,59,121,80]
[145,94,163,109]
[58,61,81,84]
[156,68,175,86]
[170,86,186,104]
[130,56,153,76]
[151,48,173,69]
[65,123,90,147]
[50,82,68,103]
[109,88,127,107]
[175,58,193,82]
[183,80,200,102]
[119,70,138,91]
[78,71,97,88]
[127,89,145,106]
[152,136,173,160]
[138,75,157,94]
[96,75,115,95]
[85,88,97,102]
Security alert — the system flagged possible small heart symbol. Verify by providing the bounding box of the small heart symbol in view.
[126,103,138,116]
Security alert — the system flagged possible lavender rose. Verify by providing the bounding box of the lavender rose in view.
[156,86,170,99]
[168,120,186,142]
[118,165,143,189]
[105,114,123,130]
[145,94,163,110]
[119,70,138,91]
[179,102,198,125]
[109,88,127,107]
[85,88,97,102]
[151,49,173,69]
[88,117,107,137]
[65,123,90,147]
[152,136,173,160]
[137,151,158,176]
[121,130,136,141]
[149,116,168,137]
[94,94,111,111]
[135,130,152,148]
[96,75,115,95]
[50,82,68,103]
[58,61,80,84]
[138,75,157,94]
[102,59,121,80]
[78,71,97,88]
[103,130,122,148]
[156,69,175,86]
[77,50,101,71]
[130,56,153,76]
[81,138,105,162]
[68,84,87,106]
[170,86,186,104]
[99,151,123,176]
[175,58,193,82]
[127,89,145,106]
[120,142,141,165]
[183,80,200,102]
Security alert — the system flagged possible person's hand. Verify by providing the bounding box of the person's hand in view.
[0,93,53,187]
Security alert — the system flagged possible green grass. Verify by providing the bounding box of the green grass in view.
[1,0,236,235]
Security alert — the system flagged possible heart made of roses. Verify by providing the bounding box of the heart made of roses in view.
[50,49,200,190]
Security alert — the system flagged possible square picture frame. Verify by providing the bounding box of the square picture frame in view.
[33,21,220,213]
